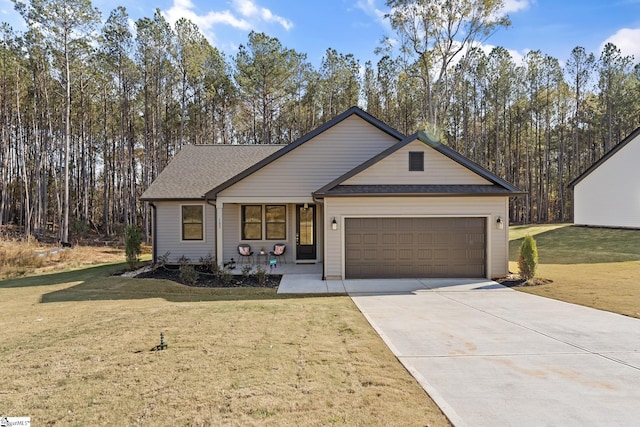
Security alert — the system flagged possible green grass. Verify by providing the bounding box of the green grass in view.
[509,224,640,264]
[0,263,450,426]
[509,224,640,318]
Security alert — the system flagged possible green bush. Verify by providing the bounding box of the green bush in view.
[518,234,538,280]
[199,253,219,275]
[255,264,268,286]
[219,268,233,286]
[179,264,198,286]
[124,225,142,270]
[241,265,252,279]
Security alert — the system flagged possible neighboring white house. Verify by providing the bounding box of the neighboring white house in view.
[141,107,523,280]
[570,128,640,229]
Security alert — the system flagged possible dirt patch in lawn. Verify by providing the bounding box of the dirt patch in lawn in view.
[132,265,282,288]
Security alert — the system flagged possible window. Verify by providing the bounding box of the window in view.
[241,205,287,240]
[242,205,262,240]
[266,205,286,240]
[182,205,203,240]
[409,151,424,171]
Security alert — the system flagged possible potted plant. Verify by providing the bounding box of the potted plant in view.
[259,246,266,255]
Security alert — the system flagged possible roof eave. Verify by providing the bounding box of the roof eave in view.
[140,196,206,202]
[314,191,525,198]
[569,126,640,188]
[416,132,523,193]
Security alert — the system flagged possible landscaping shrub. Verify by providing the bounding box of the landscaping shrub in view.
[518,234,538,280]
[219,268,233,286]
[199,253,219,275]
[241,265,252,279]
[255,264,268,286]
[179,264,198,286]
[124,225,142,270]
[157,252,171,268]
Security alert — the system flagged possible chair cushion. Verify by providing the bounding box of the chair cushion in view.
[239,246,251,256]
[273,245,285,255]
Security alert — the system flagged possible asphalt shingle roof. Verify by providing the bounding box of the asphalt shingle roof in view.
[140,144,285,200]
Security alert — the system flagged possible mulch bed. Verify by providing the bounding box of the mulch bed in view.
[496,275,553,287]
[132,265,281,288]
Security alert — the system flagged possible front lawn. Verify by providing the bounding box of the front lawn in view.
[0,263,450,426]
[509,224,640,318]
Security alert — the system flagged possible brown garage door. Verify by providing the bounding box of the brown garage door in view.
[345,217,486,279]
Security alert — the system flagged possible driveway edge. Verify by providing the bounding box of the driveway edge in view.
[350,296,465,427]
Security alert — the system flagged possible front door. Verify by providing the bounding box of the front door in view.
[296,204,316,260]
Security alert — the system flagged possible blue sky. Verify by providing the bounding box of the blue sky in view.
[2,0,640,67]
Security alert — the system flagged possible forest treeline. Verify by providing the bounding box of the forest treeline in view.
[1,0,639,242]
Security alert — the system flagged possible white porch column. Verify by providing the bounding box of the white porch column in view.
[216,202,224,267]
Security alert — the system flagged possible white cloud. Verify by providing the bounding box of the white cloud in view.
[232,0,293,30]
[355,0,390,30]
[162,0,293,46]
[502,0,531,14]
[164,0,251,33]
[601,28,640,60]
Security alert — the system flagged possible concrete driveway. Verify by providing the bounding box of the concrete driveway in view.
[346,279,640,427]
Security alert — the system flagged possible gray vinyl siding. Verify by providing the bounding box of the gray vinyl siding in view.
[324,197,509,280]
[219,116,398,198]
[154,201,216,263]
[345,140,490,185]
[220,203,324,264]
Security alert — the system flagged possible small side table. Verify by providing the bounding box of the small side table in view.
[256,251,268,265]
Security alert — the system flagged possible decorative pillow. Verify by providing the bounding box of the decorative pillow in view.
[274,245,285,255]
[239,246,251,256]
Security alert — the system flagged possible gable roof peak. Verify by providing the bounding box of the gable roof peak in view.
[204,106,405,199]
[569,126,640,188]
[314,132,523,197]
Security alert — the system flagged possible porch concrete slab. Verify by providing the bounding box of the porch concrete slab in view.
[277,274,328,294]
[349,279,640,426]
[276,274,347,294]
[326,280,347,293]
[342,279,427,294]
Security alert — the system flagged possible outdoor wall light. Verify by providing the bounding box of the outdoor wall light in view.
[331,217,338,230]
[303,202,308,209]
[496,216,504,230]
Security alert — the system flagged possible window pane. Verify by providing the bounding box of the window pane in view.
[183,223,203,240]
[266,223,285,240]
[299,206,313,245]
[243,223,261,240]
[266,205,286,240]
[183,205,203,223]
[266,205,285,222]
[244,205,262,222]
[242,205,262,240]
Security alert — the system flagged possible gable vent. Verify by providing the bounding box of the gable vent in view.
[409,151,424,171]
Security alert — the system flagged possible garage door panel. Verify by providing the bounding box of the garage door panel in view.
[362,233,378,245]
[363,249,378,260]
[345,217,485,279]
[417,249,433,260]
